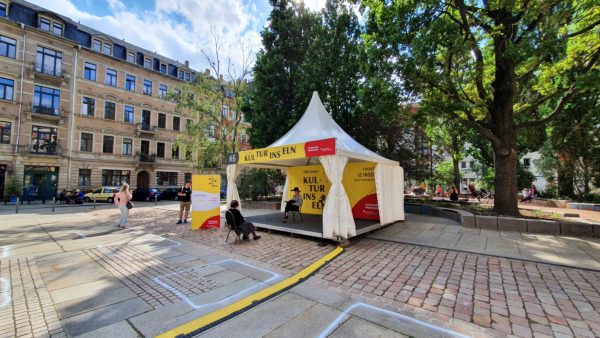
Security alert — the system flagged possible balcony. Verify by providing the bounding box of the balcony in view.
[136,153,156,168]
[135,123,157,136]
[28,63,70,86]
[24,105,66,124]
[19,143,63,157]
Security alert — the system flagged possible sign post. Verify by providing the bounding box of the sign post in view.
[191,175,221,230]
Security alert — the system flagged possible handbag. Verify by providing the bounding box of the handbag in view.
[126,201,133,209]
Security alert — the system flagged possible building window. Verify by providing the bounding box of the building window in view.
[104,101,115,120]
[127,51,135,63]
[185,72,191,82]
[40,18,51,31]
[178,70,184,80]
[125,74,135,91]
[160,64,166,74]
[81,97,95,116]
[461,161,467,169]
[143,79,152,95]
[52,23,63,36]
[36,47,62,76]
[184,173,191,182]
[172,145,179,160]
[157,113,166,129]
[83,62,96,81]
[0,121,11,144]
[92,39,101,52]
[101,170,130,186]
[173,116,180,131]
[124,105,134,124]
[80,133,93,152]
[105,68,117,87]
[156,142,165,158]
[523,158,531,167]
[33,85,60,115]
[144,58,152,69]
[0,3,6,16]
[157,171,177,185]
[78,169,91,187]
[31,125,57,154]
[208,125,215,138]
[102,43,111,55]
[122,138,132,155]
[241,130,247,143]
[0,77,13,101]
[159,84,167,99]
[102,135,114,154]
[0,36,17,59]
[222,105,228,117]
[185,148,192,160]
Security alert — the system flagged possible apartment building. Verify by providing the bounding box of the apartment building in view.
[0,0,251,199]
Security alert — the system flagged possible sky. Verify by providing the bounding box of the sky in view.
[27,0,328,76]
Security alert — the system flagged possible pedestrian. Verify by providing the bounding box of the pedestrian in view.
[59,189,66,204]
[449,185,459,201]
[435,185,442,197]
[228,200,261,240]
[177,181,192,224]
[283,187,303,223]
[114,183,132,228]
[75,189,84,204]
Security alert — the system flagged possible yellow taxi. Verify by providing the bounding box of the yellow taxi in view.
[84,187,119,203]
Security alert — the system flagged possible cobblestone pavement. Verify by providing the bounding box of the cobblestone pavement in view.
[0,258,64,338]
[314,239,600,338]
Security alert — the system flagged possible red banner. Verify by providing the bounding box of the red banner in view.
[304,138,336,157]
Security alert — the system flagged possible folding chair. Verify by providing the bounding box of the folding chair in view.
[291,202,303,222]
[224,210,242,244]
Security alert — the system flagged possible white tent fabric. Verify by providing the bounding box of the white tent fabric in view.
[270,92,398,166]
[375,164,405,224]
[280,168,289,213]
[320,155,356,239]
[226,164,242,209]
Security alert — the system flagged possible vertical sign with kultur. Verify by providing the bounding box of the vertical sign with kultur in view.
[191,175,221,230]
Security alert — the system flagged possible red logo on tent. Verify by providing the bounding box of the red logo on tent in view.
[305,138,336,157]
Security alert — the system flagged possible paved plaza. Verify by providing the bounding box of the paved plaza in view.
[0,203,600,337]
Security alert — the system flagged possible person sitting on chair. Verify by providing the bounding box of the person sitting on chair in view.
[229,200,261,241]
[283,187,303,223]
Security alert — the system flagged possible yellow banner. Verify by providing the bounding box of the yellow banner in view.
[342,162,379,220]
[239,143,305,164]
[191,175,221,230]
[288,165,331,215]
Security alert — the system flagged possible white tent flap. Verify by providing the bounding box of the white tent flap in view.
[320,155,356,239]
[280,168,289,212]
[375,164,405,224]
[226,164,242,209]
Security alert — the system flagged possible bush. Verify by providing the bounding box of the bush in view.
[5,176,22,197]
[238,169,285,200]
[582,193,600,203]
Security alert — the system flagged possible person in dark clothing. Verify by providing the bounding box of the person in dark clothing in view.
[449,185,459,201]
[228,200,261,240]
[283,187,303,223]
[177,181,192,224]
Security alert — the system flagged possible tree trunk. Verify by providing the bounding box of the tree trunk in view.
[493,147,519,215]
[452,157,460,192]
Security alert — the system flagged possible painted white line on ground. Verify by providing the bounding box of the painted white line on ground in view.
[1,246,8,258]
[318,302,471,338]
[130,236,182,248]
[153,259,281,310]
[0,277,11,308]
[74,232,87,238]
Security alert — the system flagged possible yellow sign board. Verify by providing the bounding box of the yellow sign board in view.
[236,138,336,164]
[191,175,221,230]
[288,165,331,215]
[342,162,379,220]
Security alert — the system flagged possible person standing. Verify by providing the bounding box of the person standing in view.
[114,183,132,228]
[177,181,192,224]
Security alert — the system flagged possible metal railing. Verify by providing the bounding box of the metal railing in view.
[137,153,156,162]
[20,143,63,156]
[31,105,62,116]
[136,123,157,133]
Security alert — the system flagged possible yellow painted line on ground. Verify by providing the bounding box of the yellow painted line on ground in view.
[156,246,344,338]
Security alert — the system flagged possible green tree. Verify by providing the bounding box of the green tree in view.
[424,116,468,190]
[171,34,252,169]
[362,0,600,215]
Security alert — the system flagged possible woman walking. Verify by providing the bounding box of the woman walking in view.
[114,183,132,228]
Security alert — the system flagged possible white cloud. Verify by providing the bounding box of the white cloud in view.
[27,0,264,77]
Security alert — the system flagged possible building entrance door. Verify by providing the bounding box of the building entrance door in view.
[23,166,58,200]
[137,171,149,189]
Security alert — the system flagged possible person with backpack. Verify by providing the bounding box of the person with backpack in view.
[176,181,192,224]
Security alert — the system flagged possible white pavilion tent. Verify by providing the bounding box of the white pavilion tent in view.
[226,92,404,240]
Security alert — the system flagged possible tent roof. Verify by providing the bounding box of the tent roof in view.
[268,92,398,166]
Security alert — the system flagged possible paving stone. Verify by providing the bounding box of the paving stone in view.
[328,316,409,338]
[476,216,498,230]
[55,286,137,318]
[49,278,125,303]
[72,320,139,338]
[61,298,152,336]
[290,281,349,308]
[265,302,342,337]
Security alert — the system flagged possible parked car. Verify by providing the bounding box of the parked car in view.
[220,185,227,199]
[132,187,161,201]
[84,187,119,203]
[160,187,181,200]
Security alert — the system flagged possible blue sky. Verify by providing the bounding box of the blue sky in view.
[28,0,327,75]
